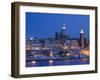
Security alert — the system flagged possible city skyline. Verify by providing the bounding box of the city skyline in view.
[26,12,90,67]
[26,12,89,39]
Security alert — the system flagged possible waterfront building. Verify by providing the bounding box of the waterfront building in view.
[26,24,89,58]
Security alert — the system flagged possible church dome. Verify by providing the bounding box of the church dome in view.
[59,24,70,40]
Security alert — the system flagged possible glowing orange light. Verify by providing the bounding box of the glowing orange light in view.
[80,49,89,56]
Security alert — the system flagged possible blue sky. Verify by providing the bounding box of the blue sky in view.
[26,12,89,39]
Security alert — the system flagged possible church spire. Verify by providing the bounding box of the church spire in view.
[80,27,84,48]
[80,27,84,34]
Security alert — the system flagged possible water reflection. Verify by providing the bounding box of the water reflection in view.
[26,58,89,67]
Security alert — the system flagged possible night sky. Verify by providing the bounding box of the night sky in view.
[26,12,89,39]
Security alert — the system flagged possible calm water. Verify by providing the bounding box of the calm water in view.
[26,58,89,67]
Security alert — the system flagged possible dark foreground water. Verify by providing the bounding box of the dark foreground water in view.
[26,58,89,67]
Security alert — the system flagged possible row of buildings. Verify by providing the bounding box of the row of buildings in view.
[26,24,89,52]
[26,24,89,66]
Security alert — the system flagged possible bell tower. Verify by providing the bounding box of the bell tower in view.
[80,27,84,48]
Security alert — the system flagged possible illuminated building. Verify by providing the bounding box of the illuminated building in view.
[80,27,84,48]
[26,24,89,58]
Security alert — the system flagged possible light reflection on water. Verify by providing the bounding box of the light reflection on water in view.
[26,58,89,67]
